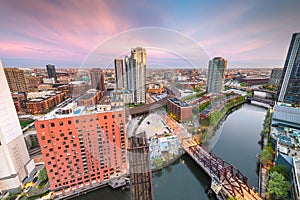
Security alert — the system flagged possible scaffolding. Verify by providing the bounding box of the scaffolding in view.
[128,132,154,200]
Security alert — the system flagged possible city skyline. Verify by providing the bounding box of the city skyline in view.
[0,0,300,68]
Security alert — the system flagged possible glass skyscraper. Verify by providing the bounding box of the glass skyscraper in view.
[277,32,300,105]
[206,57,227,94]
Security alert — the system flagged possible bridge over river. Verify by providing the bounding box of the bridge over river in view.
[164,113,262,200]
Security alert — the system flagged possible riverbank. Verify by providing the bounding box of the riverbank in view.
[199,99,246,144]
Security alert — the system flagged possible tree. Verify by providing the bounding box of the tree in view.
[269,165,290,181]
[259,146,273,166]
[267,171,290,200]
[38,167,48,182]
[240,82,247,87]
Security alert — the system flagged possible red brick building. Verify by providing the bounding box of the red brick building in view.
[26,91,65,114]
[77,89,102,106]
[35,104,127,196]
[167,98,193,122]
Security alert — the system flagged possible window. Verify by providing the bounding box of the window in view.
[112,115,115,118]
[59,121,63,126]
[41,136,46,140]
[51,123,55,127]
[68,120,72,125]
[60,133,64,137]
[119,114,122,117]
[40,124,45,128]
[104,116,107,119]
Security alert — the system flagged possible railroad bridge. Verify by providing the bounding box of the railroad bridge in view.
[182,142,262,200]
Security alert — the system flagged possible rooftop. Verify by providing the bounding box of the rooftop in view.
[272,105,300,128]
[168,98,191,107]
[27,91,61,99]
[39,102,123,121]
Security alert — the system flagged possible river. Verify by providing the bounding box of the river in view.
[72,103,266,200]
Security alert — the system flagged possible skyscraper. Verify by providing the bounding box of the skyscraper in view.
[114,58,124,90]
[46,64,58,83]
[206,57,227,94]
[35,104,127,196]
[124,47,147,104]
[277,32,300,104]
[90,68,105,91]
[269,68,283,87]
[0,60,35,193]
[132,47,146,104]
[125,55,135,95]
[4,68,27,92]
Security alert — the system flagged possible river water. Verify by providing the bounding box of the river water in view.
[73,104,266,200]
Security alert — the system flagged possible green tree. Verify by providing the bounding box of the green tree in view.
[269,165,290,181]
[259,146,273,166]
[38,167,48,182]
[267,171,290,200]
[240,82,247,87]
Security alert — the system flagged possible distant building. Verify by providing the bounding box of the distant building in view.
[35,104,127,196]
[125,47,147,104]
[125,55,135,93]
[277,32,300,104]
[114,58,124,90]
[26,91,65,114]
[167,98,193,122]
[25,76,43,92]
[269,68,283,87]
[0,61,35,193]
[147,84,163,94]
[68,81,90,99]
[111,90,134,104]
[77,89,101,106]
[46,64,58,83]
[206,57,227,94]
[90,68,105,91]
[4,68,27,92]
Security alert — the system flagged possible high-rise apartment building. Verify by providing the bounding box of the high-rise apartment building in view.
[90,68,105,91]
[269,68,283,87]
[114,58,124,90]
[4,68,27,92]
[132,47,146,104]
[124,47,146,104]
[0,61,35,193]
[46,64,58,83]
[125,55,135,95]
[35,104,127,196]
[277,32,300,104]
[206,57,227,94]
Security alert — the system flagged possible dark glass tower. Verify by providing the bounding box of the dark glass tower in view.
[46,64,57,83]
[277,33,300,105]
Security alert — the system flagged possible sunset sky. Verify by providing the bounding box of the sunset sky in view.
[1,0,300,68]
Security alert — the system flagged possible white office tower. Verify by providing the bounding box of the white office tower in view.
[206,57,227,94]
[131,47,146,104]
[0,60,35,194]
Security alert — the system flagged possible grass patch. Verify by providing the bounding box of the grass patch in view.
[20,120,35,128]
